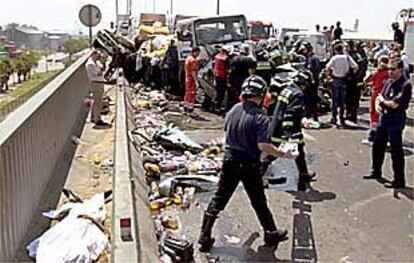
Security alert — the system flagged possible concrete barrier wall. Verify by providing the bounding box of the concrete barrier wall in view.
[0,54,90,260]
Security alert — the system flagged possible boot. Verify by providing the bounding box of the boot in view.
[198,212,217,252]
[363,171,382,180]
[264,229,288,246]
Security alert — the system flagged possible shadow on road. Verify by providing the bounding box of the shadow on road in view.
[393,187,414,201]
[289,188,336,263]
[211,232,291,262]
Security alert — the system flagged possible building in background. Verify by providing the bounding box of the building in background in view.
[5,26,45,50]
[47,30,69,51]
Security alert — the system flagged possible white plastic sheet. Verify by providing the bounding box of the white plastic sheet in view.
[27,193,109,263]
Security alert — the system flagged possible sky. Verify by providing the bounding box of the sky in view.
[0,0,411,34]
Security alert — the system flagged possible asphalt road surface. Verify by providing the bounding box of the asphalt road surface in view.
[170,99,414,263]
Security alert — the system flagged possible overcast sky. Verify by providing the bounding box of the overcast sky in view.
[0,0,411,34]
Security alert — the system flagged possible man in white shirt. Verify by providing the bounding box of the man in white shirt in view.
[326,43,358,126]
[85,50,108,126]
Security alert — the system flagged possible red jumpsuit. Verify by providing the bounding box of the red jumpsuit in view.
[367,69,390,128]
[185,55,199,106]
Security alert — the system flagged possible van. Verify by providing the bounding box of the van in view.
[284,31,330,62]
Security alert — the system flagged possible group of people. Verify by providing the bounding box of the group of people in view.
[316,21,344,41]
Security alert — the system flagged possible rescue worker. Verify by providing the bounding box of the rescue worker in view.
[184,46,201,113]
[267,70,317,191]
[228,44,256,111]
[198,75,294,252]
[345,41,364,123]
[392,22,405,48]
[326,43,358,126]
[302,42,322,121]
[364,60,412,189]
[213,45,231,113]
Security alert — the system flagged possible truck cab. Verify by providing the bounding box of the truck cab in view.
[248,21,274,42]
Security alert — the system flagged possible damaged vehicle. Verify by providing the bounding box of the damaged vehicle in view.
[175,15,249,105]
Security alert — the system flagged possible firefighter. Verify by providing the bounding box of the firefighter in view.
[267,70,317,191]
[198,75,294,252]
[364,60,412,189]
[302,42,322,121]
[213,45,231,113]
[228,44,256,111]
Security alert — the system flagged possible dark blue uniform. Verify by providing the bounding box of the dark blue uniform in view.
[372,77,412,186]
[205,101,277,232]
[304,53,321,120]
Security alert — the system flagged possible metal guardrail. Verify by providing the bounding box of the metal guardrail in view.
[0,53,90,260]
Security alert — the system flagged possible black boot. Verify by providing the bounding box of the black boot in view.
[198,212,217,252]
[264,229,288,246]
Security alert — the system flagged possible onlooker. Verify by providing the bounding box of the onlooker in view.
[163,39,180,95]
[184,46,201,113]
[333,21,343,40]
[364,56,389,143]
[328,25,335,41]
[85,50,109,127]
[392,22,405,48]
[364,60,412,189]
[315,24,320,32]
[326,43,358,126]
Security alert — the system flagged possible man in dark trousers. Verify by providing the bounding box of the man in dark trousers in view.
[392,22,405,48]
[333,21,343,40]
[364,60,412,189]
[345,40,364,123]
[228,44,256,111]
[198,75,295,252]
[267,70,317,191]
[163,39,180,95]
[302,42,322,121]
[213,45,231,113]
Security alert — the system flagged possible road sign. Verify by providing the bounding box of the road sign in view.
[79,4,102,27]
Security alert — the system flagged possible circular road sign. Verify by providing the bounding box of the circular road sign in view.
[79,4,102,27]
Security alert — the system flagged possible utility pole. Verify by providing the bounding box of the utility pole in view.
[115,0,119,28]
[216,0,220,15]
[170,0,173,15]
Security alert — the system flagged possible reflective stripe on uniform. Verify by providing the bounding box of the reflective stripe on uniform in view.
[282,121,294,127]
[271,137,305,144]
[277,95,289,104]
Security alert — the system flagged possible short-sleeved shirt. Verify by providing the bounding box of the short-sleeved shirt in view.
[326,54,358,78]
[85,58,106,83]
[381,76,412,116]
[224,101,269,162]
[185,55,199,85]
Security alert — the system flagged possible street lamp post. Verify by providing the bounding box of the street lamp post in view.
[216,0,220,15]
[171,0,173,15]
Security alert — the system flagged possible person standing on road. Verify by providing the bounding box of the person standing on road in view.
[266,70,317,191]
[345,41,364,123]
[198,75,294,252]
[228,45,256,111]
[364,56,390,143]
[184,46,201,113]
[333,21,343,40]
[364,60,412,189]
[213,45,230,113]
[163,39,180,95]
[326,43,358,126]
[302,42,322,121]
[392,22,405,48]
[85,50,109,127]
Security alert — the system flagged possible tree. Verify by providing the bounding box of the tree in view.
[64,38,89,63]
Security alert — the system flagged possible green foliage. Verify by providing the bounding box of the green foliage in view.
[63,38,89,61]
